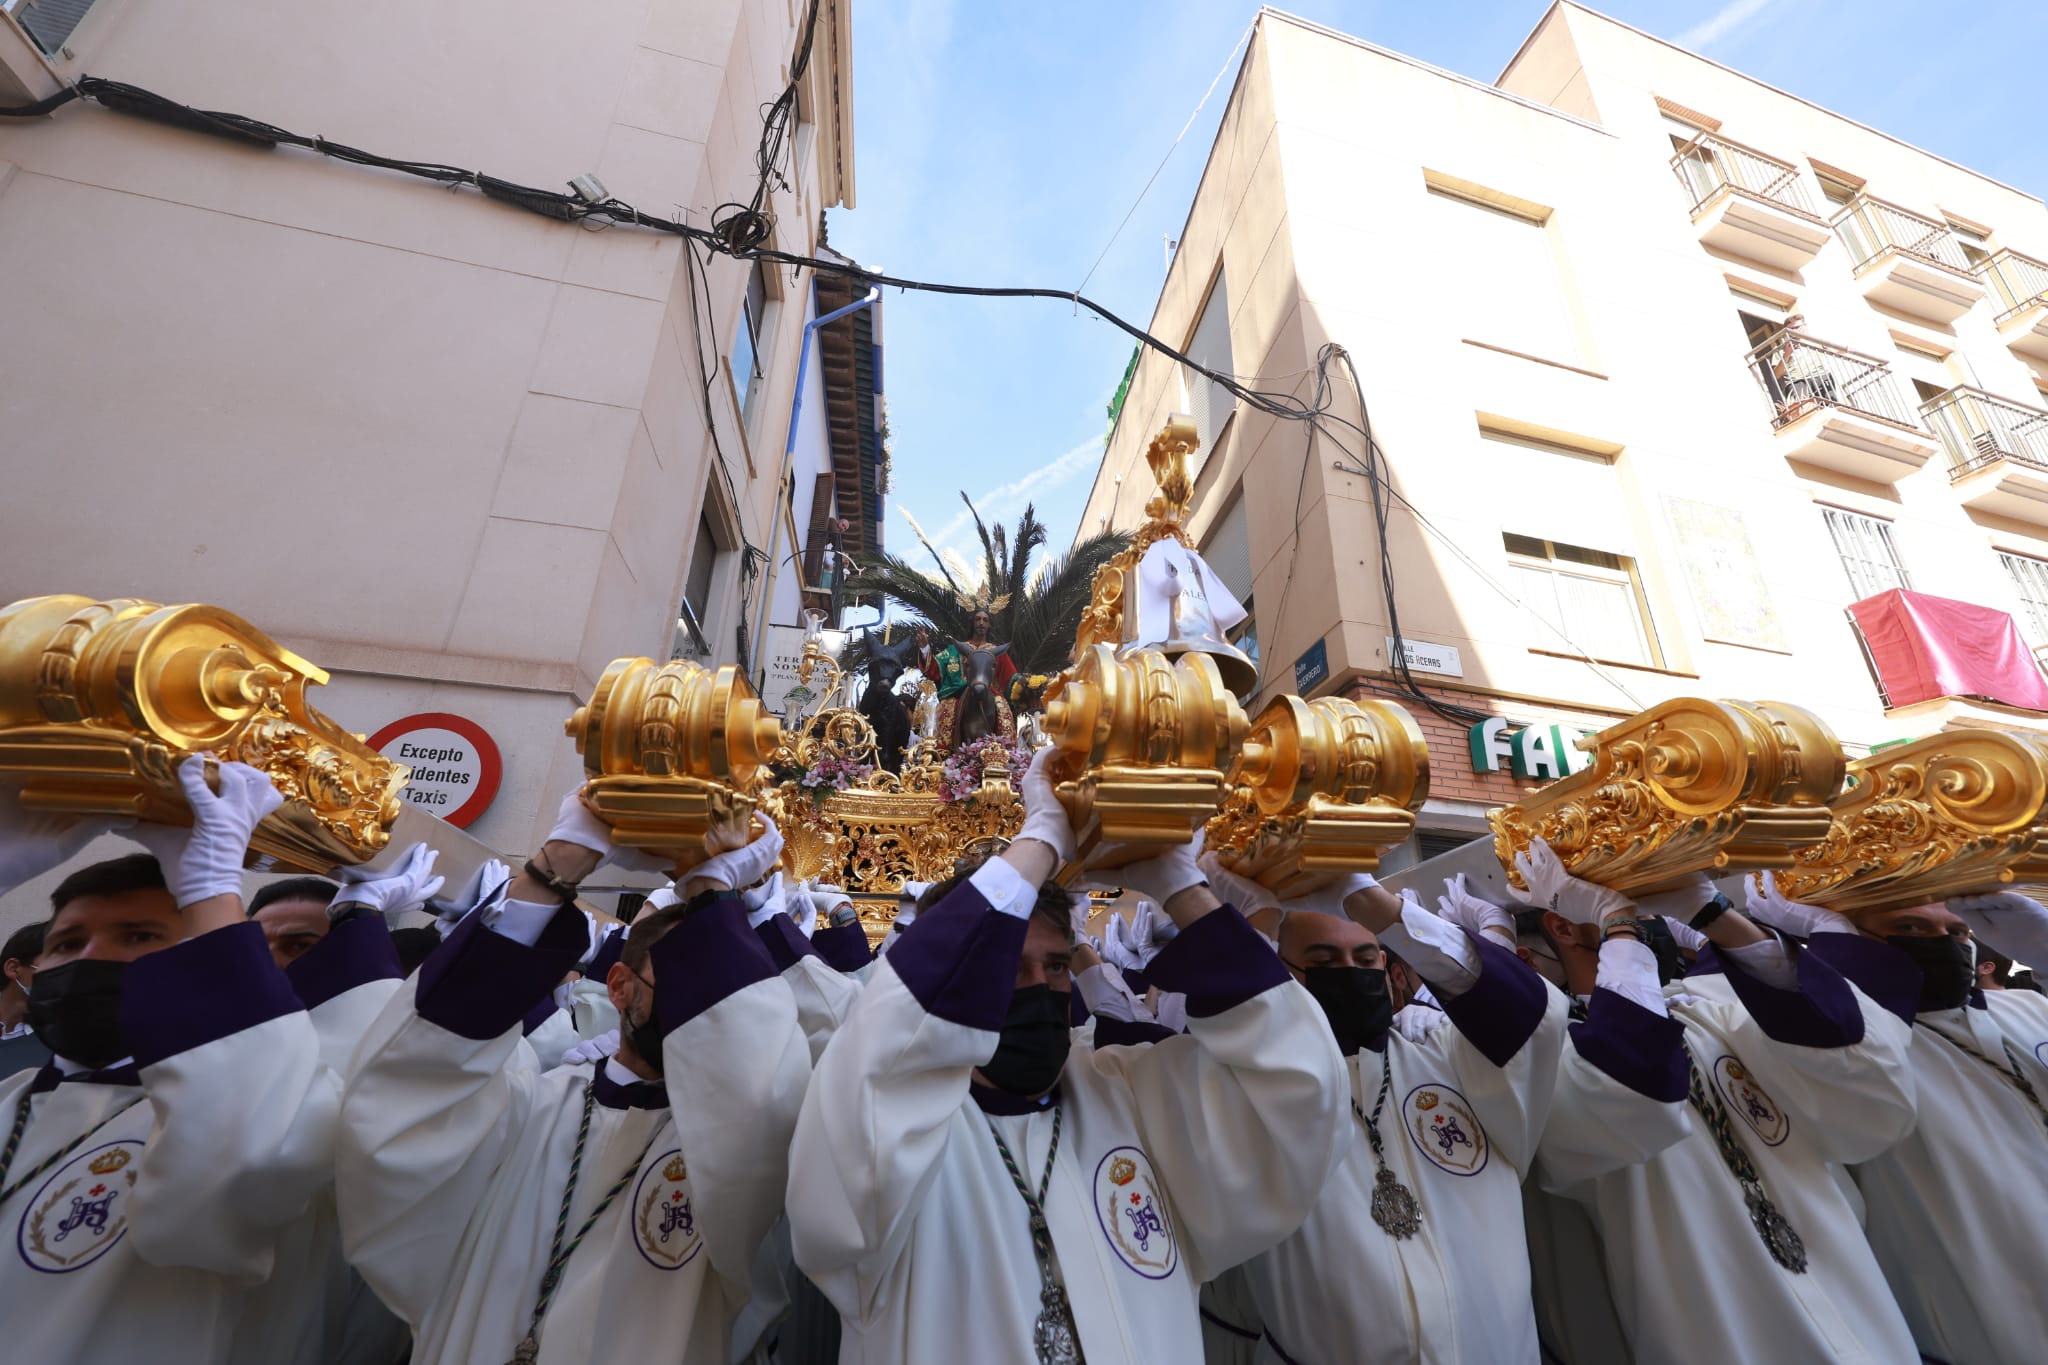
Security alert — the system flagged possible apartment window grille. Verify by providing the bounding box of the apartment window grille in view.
[1999,552,2048,647]
[1179,273,1235,477]
[7,0,95,55]
[1821,507,1911,600]
[1503,533,1656,666]
[732,261,772,427]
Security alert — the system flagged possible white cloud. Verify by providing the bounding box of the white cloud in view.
[899,431,1108,556]
[1679,0,1776,50]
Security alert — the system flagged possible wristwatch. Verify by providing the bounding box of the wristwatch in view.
[1688,892,1734,934]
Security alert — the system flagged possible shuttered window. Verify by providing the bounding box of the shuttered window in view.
[1999,551,2048,646]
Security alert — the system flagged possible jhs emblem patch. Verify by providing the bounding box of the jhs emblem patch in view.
[16,1140,142,1274]
[1092,1146,1178,1280]
[1402,1085,1489,1176]
[630,1149,703,1272]
[1712,1055,1789,1147]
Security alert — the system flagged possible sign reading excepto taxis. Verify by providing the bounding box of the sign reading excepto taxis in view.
[1467,717,1595,781]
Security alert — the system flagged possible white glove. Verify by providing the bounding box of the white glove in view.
[545,789,675,874]
[561,1028,620,1065]
[1016,748,1077,863]
[1144,898,1179,945]
[692,814,785,894]
[0,786,133,897]
[809,882,854,924]
[1197,850,1280,915]
[1435,873,1516,945]
[893,881,929,930]
[1746,870,1855,937]
[1289,871,1380,920]
[1513,837,1633,927]
[742,870,787,928]
[1946,889,2048,965]
[643,882,681,913]
[1661,916,1709,955]
[134,758,284,908]
[334,842,446,923]
[431,858,509,936]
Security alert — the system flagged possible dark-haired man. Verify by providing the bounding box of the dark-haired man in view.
[248,875,342,968]
[338,791,812,1365]
[0,758,338,1365]
[788,750,1346,1362]
[1,919,50,1078]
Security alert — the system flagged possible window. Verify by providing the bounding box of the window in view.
[1425,178,1581,365]
[731,261,773,427]
[1179,272,1234,476]
[1504,533,1656,666]
[1814,168,1862,207]
[676,509,724,658]
[8,0,95,55]
[2000,551,2048,647]
[1951,224,1993,271]
[1821,507,1910,600]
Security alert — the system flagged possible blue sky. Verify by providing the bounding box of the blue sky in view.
[829,0,2045,587]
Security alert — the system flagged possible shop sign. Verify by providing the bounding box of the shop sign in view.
[1467,717,1594,781]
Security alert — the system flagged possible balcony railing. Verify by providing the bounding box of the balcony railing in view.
[1923,387,2048,478]
[1830,193,1975,275]
[1980,248,2048,323]
[1669,133,1821,218]
[1747,330,1919,430]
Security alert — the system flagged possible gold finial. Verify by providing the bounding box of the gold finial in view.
[1145,416,1200,525]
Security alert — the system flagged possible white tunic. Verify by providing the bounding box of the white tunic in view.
[227,915,410,1365]
[788,860,1348,1364]
[1237,903,1568,1365]
[1834,941,2048,1365]
[0,922,338,1365]
[1537,937,1923,1365]
[338,894,811,1365]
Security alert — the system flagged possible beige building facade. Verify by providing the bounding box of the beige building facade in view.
[1083,3,2048,854]
[0,0,874,882]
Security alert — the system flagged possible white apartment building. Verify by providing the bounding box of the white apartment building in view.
[1083,2,2048,852]
[0,0,880,875]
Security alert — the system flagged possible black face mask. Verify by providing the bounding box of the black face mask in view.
[1299,966,1394,1055]
[624,974,666,1077]
[1636,917,1687,987]
[981,984,1071,1095]
[1887,934,1974,1013]
[27,959,130,1068]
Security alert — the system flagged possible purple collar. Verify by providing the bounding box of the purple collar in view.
[29,1062,141,1095]
[970,1080,1060,1116]
[592,1062,668,1111]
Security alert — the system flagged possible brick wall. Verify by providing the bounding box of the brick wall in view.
[1342,679,1627,811]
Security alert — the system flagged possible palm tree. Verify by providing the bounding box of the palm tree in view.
[854,493,1130,677]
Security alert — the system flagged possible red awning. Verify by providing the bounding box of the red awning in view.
[1848,588,2048,712]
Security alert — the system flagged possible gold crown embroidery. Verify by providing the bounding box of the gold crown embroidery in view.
[1416,1092,1439,1111]
[88,1149,131,1175]
[1109,1156,1138,1186]
[663,1154,688,1183]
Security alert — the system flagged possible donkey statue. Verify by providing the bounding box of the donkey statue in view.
[857,629,923,773]
[946,641,1015,749]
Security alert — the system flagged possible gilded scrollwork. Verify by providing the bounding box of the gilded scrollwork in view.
[1488,698,1845,895]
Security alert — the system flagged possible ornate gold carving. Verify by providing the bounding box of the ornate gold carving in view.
[566,657,781,873]
[0,594,405,870]
[1207,696,1431,896]
[1041,643,1246,869]
[1778,729,2048,915]
[1490,697,1844,894]
[1070,420,1200,661]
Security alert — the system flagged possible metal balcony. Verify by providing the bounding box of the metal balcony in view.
[1748,330,1936,482]
[1670,133,1832,270]
[1830,194,1987,323]
[1979,249,2048,362]
[1924,387,2048,521]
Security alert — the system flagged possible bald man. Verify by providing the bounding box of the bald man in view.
[1241,876,1565,1364]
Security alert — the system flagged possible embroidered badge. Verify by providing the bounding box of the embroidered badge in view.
[16,1139,143,1274]
[1712,1055,1789,1147]
[630,1148,703,1272]
[1092,1146,1178,1280]
[1402,1084,1489,1176]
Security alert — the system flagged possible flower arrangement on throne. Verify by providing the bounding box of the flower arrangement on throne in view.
[938,736,1032,804]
